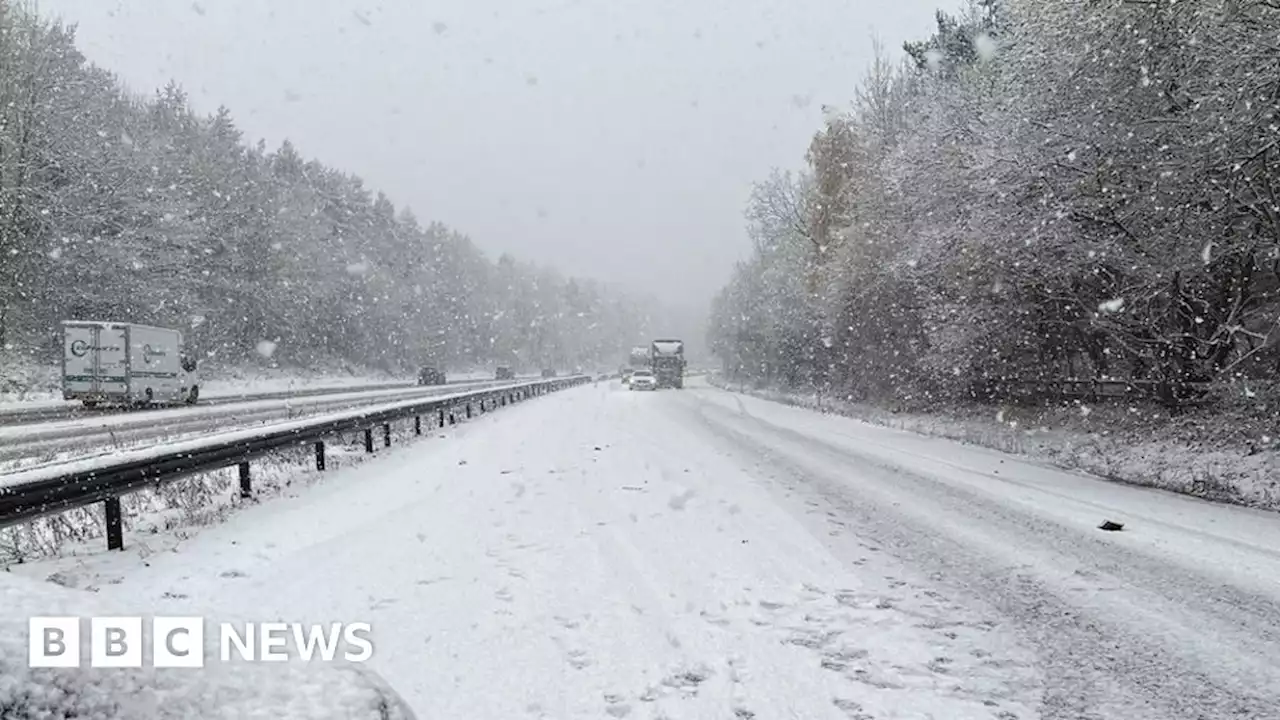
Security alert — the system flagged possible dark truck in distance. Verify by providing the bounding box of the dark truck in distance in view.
[417,367,446,385]
[495,366,515,380]
[650,339,685,389]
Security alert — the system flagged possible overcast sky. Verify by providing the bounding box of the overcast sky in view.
[39,0,950,314]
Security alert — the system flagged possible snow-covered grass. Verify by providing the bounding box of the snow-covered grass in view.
[0,352,60,403]
[708,374,1280,511]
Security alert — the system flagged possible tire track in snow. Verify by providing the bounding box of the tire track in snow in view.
[585,385,1040,719]
[679,385,1280,720]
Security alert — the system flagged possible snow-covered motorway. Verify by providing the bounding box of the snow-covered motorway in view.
[0,378,518,466]
[22,379,1280,719]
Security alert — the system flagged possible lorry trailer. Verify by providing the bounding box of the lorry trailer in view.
[649,338,685,389]
[62,320,199,407]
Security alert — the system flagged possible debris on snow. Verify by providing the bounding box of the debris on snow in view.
[1098,520,1125,532]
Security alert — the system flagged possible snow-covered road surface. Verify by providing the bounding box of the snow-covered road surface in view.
[23,379,1280,719]
[0,372,523,426]
[0,378,519,467]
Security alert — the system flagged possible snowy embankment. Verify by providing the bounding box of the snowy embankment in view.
[708,374,1280,512]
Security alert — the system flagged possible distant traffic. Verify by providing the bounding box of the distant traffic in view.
[621,339,685,391]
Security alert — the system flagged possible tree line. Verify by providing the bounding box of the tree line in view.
[709,0,1280,407]
[0,1,661,374]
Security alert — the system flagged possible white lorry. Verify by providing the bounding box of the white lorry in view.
[62,320,200,407]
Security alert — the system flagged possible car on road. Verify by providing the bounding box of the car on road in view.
[417,367,446,386]
[628,369,657,391]
[495,366,514,380]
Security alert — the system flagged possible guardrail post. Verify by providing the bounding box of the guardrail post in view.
[239,462,252,499]
[104,498,123,551]
[364,428,374,453]
[383,423,391,447]
[414,416,422,435]
[315,441,326,471]
[449,412,456,425]
[466,403,472,419]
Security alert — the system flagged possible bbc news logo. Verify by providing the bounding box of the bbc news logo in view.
[28,617,373,668]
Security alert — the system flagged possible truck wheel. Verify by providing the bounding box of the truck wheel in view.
[83,401,99,409]
[186,385,200,405]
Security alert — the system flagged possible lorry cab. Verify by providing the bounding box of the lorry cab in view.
[62,320,199,407]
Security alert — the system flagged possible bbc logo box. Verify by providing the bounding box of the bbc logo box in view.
[29,617,373,667]
[29,616,205,668]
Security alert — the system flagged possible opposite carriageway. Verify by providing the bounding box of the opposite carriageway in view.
[0,376,591,551]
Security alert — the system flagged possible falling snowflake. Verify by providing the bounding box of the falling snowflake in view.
[973,32,998,61]
[48,247,62,260]
[1201,241,1212,265]
[256,340,278,358]
[1098,298,1124,313]
[924,49,945,71]
[346,261,369,275]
